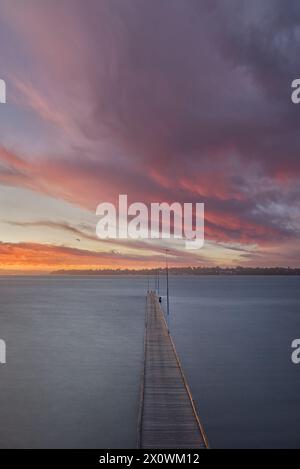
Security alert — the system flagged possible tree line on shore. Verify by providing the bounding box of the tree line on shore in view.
[52,266,300,276]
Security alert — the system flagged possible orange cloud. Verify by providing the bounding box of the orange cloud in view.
[0,242,161,272]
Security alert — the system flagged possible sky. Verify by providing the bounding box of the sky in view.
[0,0,299,272]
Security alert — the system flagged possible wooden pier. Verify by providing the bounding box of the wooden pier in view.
[138,292,208,449]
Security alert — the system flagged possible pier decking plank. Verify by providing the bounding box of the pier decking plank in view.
[138,292,208,449]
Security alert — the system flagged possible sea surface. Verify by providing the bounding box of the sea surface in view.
[0,275,299,448]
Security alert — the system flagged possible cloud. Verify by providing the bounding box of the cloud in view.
[0,239,211,272]
[0,0,299,264]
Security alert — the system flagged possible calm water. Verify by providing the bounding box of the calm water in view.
[0,275,299,448]
[168,276,300,449]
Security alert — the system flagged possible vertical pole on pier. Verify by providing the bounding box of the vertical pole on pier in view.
[166,250,170,331]
[157,269,160,296]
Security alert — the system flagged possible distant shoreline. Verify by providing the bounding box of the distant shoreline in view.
[51,267,300,276]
